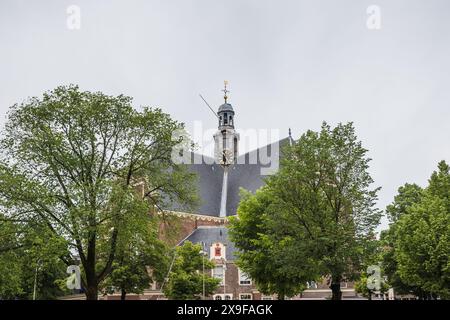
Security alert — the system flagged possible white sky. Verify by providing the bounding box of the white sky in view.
[1,0,449,230]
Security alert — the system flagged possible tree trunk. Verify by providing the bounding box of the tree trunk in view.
[85,284,98,300]
[330,277,342,300]
[84,234,98,300]
[121,289,127,301]
[84,263,98,300]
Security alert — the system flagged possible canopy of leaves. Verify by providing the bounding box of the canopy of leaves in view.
[230,122,381,299]
[101,214,169,298]
[0,85,198,299]
[163,241,220,300]
[0,213,68,299]
[229,189,314,299]
[382,161,450,299]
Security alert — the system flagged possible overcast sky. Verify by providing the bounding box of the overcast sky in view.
[1,0,449,230]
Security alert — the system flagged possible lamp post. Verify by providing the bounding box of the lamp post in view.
[32,259,41,300]
[32,264,38,300]
[161,248,177,293]
[199,242,207,300]
[223,261,227,297]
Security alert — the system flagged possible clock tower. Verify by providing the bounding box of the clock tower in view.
[214,81,240,217]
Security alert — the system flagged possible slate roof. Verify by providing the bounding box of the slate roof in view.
[218,103,234,113]
[170,137,291,217]
[180,226,237,260]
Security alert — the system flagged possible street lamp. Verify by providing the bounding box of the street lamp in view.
[33,259,41,300]
[161,248,177,292]
[199,242,207,300]
[223,263,227,297]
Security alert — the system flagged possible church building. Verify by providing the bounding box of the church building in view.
[161,84,356,300]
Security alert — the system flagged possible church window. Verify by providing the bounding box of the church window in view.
[239,269,252,285]
[224,113,228,124]
[212,266,224,285]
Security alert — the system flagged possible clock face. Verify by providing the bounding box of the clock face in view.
[220,149,234,166]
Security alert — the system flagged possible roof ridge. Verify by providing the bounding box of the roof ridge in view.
[237,136,290,158]
[176,228,198,246]
[197,225,227,229]
[188,136,290,162]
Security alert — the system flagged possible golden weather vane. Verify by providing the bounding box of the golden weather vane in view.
[222,80,229,103]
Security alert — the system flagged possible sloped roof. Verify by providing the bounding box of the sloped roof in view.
[180,226,237,260]
[169,137,291,217]
[218,103,234,113]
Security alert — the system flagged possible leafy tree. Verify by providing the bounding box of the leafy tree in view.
[0,217,23,299]
[229,189,315,299]
[380,227,423,297]
[381,183,425,296]
[354,271,389,300]
[385,183,423,223]
[0,214,68,299]
[353,235,389,300]
[383,161,450,299]
[0,85,198,299]
[394,194,449,299]
[102,215,169,300]
[394,161,450,299]
[230,122,381,300]
[163,241,220,300]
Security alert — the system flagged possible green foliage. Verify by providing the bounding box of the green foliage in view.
[163,241,220,300]
[380,183,425,296]
[101,215,169,299]
[386,183,423,223]
[0,248,23,299]
[0,85,198,299]
[0,214,68,299]
[354,271,389,299]
[230,122,381,300]
[229,189,313,299]
[383,161,450,299]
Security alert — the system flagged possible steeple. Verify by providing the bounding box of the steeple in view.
[217,81,235,130]
[222,80,229,103]
[213,81,240,217]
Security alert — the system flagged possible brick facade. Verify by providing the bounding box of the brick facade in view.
[210,262,272,300]
[157,212,356,300]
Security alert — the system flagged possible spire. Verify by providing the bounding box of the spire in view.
[288,128,293,146]
[222,80,229,103]
[217,81,235,130]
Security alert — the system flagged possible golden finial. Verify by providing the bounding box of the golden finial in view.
[222,80,229,103]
